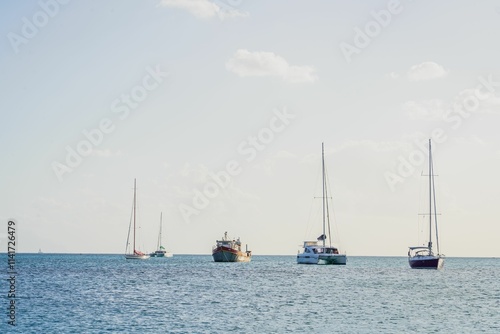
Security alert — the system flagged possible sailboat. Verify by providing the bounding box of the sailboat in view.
[150,212,173,258]
[297,143,347,265]
[125,179,150,260]
[408,139,444,269]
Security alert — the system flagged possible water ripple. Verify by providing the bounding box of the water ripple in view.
[3,255,499,333]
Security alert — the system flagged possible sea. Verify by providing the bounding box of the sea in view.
[2,254,499,333]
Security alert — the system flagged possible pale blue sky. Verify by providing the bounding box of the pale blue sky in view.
[1,0,499,256]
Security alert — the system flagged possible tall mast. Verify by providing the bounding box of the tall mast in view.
[133,178,137,252]
[431,143,440,255]
[428,140,433,253]
[158,212,163,249]
[322,143,326,248]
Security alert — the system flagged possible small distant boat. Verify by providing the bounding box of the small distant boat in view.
[408,139,444,269]
[212,232,251,262]
[150,212,173,258]
[297,143,347,265]
[38,248,43,254]
[125,179,150,260]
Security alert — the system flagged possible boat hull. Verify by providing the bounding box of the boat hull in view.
[409,256,443,269]
[212,247,251,262]
[150,251,173,258]
[297,254,347,265]
[125,254,150,260]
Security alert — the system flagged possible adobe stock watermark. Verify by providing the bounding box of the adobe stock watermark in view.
[178,107,295,224]
[384,74,500,191]
[339,0,404,64]
[6,220,17,327]
[7,0,70,55]
[51,65,168,182]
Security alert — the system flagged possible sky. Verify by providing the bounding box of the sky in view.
[1,0,500,257]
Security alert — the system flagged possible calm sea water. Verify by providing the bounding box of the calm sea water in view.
[2,254,500,333]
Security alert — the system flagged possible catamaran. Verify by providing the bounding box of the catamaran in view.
[150,212,173,258]
[297,143,347,265]
[408,139,444,269]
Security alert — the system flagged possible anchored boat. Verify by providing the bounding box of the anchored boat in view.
[212,232,251,262]
[408,139,444,269]
[297,143,346,265]
[150,212,173,258]
[125,179,150,260]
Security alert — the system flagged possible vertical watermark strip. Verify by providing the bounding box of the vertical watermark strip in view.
[6,220,17,326]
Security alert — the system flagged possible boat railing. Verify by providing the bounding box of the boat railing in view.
[303,241,318,247]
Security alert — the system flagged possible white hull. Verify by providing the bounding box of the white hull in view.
[152,213,172,258]
[150,250,173,258]
[298,144,347,266]
[297,253,346,265]
[125,254,150,260]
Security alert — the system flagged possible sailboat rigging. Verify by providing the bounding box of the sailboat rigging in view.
[297,143,347,265]
[408,139,444,269]
[125,179,150,260]
[150,212,173,258]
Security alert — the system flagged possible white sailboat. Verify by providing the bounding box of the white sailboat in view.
[408,139,444,269]
[297,143,347,265]
[125,179,150,260]
[150,212,173,258]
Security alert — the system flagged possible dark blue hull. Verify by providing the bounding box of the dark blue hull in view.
[409,256,444,269]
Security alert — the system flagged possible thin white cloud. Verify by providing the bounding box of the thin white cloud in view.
[300,140,410,164]
[403,87,500,121]
[451,136,486,145]
[275,150,297,159]
[402,99,449,120]
[407,61,448,81]
[37,197,73,210]
[92,149,111,157]
[387,72,399,79]
[455,88,500,114]
[159,0,248,20]
[179,163,211,184]
[226,49,318,84]
[248,151,296,175]
[91,149,122,157]
[330,140,410,153]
